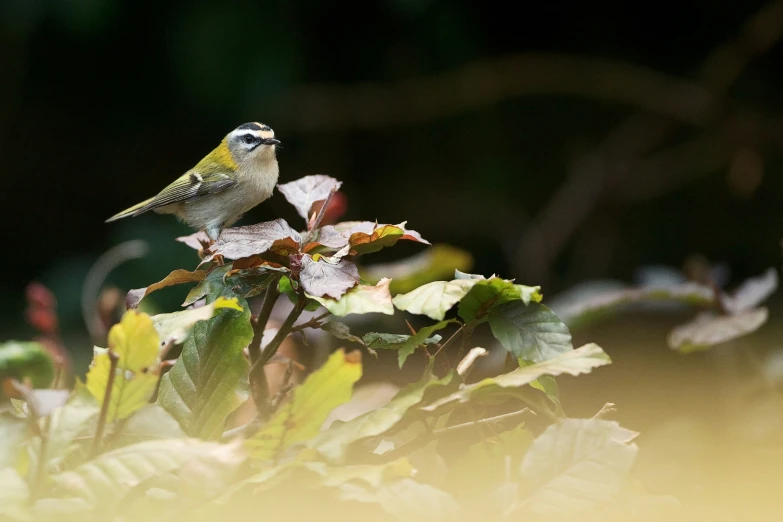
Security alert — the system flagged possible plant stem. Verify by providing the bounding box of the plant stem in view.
[249,281,281,365]
[433,325,464,358]
[248,298,306,416]
[378,408,531,462]
[90,350,119,457]
[290,311,331,333]
[259,301,306,367]
[308,188,336,232]
[455,320,478,364]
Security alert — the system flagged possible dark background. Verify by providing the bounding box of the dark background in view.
[3,0,783,513]
[3,0,783,337]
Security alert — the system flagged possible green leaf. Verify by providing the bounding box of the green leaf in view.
[308,278,394,316]
[0,414,27,469]
[392,279,476,321]
[312,371,456,463]
[151,296,243,345]
[340,478,459,521]
[0,467,30,521]
[363,320,454,368]
[448,425,533,505]
[247,349,363,461]
[86,310,161,422]
[488,301,573,362]
[223,264,288,298]
[423,343,611,411]
[667,308,768,352]
[183,265,233,306]
[156,294,253,440]
[320,321,364,345]
[108,404,187,449]
[38,389,100,473]
[299,254,360,299]
[278,175,342,221]
[517,419,638,515]
[0,341,54,389]
[458,276,542,323]
[126,269,207,309]
[51,439,244,511]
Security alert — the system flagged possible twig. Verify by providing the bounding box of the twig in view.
[433,325,464,358]
[290,311,331,333]
[249,282,281,366]
[455,321,478,366]
[432,408,531,436]
[308,188,337,232]
[90,350,119,457]
[378,408,531,462]
[248,299,306,415]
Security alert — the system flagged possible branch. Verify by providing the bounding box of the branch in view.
[249,282,281,366]
[90,349,119,457]
[290,311,331,333]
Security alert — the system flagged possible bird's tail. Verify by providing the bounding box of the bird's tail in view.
[105,198,155,222]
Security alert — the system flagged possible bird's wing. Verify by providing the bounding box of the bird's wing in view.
[135,168,237,213]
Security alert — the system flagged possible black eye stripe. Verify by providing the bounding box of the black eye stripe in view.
[242,134,258,144]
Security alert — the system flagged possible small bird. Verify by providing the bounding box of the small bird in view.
[107,122,280,241]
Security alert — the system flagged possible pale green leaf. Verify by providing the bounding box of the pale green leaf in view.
[667,307,768,352]
[517,419,638,515]
[247,349,363,460]
[308,278,394,316]
[312,372,456,463]
[0,414,26,469]
[392,279,476,320]
[0,467,30,521]
[151,296,243,345]
[86,310,161,422]
[340,478,459,521]
[363,320,454,368]
[458,276,542,323]
[51,439,244,511]
[488,301,573,362]
[724,268,777,314]
[422,343,611,411]
[38,389,100,473]
[108,404,186,449]
[157,294,252,440]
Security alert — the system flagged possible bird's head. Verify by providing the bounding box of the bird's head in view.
[226,122,280,163]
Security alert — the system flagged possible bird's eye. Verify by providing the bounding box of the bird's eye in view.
[243,134,256,144]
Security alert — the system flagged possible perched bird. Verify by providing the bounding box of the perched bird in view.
[107,122,280,241]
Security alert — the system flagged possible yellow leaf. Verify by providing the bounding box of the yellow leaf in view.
[247,349,363,461]
[86,310,160,422]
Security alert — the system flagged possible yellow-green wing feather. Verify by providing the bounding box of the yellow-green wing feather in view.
[106,168,236,222]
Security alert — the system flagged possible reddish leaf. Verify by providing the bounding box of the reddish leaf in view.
[127,269,207,309]
[201,219,302,262]
[277,175,343,221]
[176,231,211,250]
[307,221,429,254]
[299,254,360,299]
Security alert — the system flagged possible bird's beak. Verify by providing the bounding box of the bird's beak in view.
[262,138,281,146]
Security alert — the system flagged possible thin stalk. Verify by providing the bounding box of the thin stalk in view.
[308,188,336,232]
[290,311,331,333]
[433,325,464,358]
[248,299,305,415]
[249,281,281,365]
[378,408,531,462]
[455,321,478,364]
[90,350,119,457]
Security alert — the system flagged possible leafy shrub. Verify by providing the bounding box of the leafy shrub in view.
[8,174,769,522]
